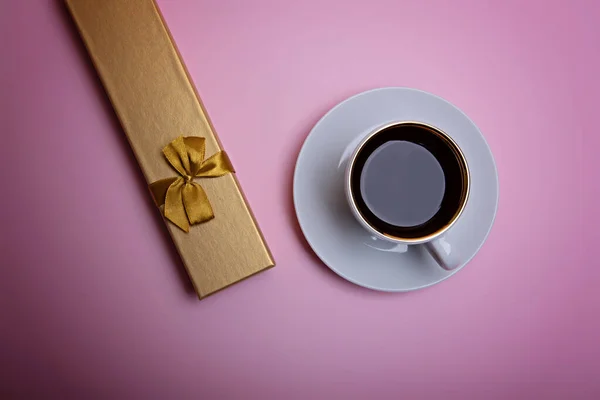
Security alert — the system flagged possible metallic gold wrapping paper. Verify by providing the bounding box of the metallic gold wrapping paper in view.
[65,0,275,298]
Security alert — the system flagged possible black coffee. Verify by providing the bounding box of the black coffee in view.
[350,123,467,240]
[360,141,446,227]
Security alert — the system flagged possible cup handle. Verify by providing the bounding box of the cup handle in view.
[424,236,461,271]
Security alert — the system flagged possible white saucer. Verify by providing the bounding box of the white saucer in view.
[293,87,499,291]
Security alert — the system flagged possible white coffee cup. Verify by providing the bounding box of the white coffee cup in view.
[344,121,470,270]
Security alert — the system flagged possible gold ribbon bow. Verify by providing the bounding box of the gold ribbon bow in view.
[149,136,234,232]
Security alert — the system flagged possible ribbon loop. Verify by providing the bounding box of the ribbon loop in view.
[149,136,234,232]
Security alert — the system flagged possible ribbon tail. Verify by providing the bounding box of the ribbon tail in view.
[182,182,214,225]
[163,178,190,232]
[149,177,179,207]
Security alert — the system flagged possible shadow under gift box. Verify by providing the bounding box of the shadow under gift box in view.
[64,0,275,299]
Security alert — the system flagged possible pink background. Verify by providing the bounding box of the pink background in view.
[1,0,599,398]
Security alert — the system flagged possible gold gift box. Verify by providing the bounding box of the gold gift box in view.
[65,0,275,298]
